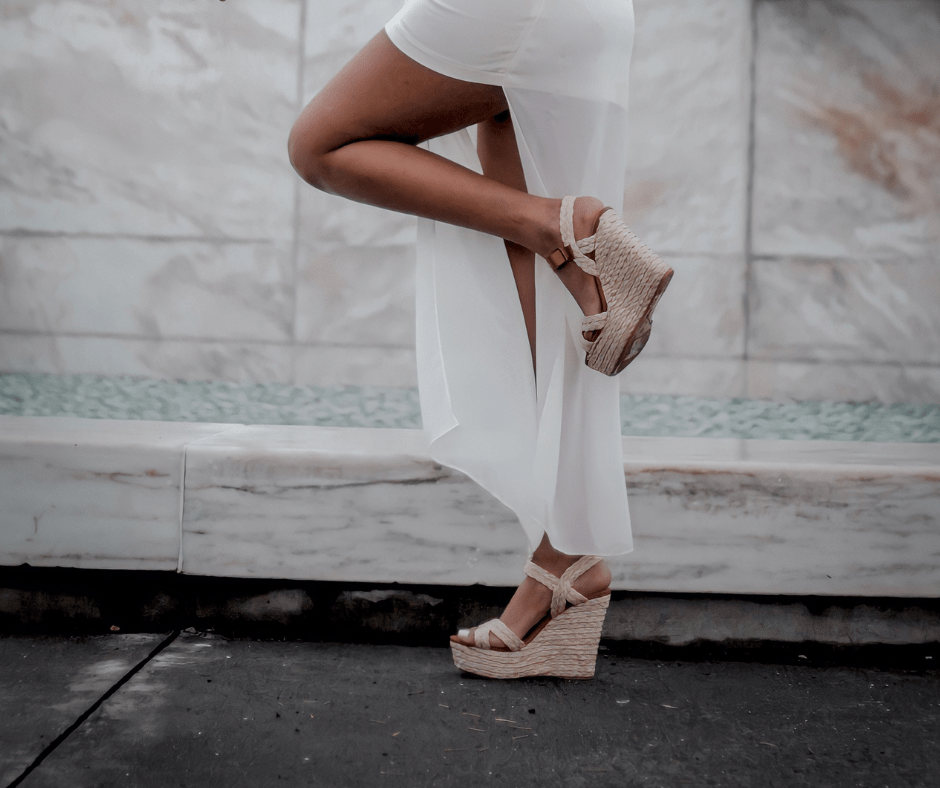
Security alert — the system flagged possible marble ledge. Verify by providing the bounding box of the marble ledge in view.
[181,425,940,596]
[621,434,940,472]
[1,417,938,597]
[0,417,238,572]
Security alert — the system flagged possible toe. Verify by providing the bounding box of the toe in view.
[449,627,509,649]
[450,628,475,646]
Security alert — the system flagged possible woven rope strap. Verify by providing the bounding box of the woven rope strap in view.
[559,195,599,276]
[524,555,603,619]
[577,235,596,254]
[473,618,524,651]
[581,312,608,332]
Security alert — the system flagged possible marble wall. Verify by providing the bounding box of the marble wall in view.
[0,0,938,403]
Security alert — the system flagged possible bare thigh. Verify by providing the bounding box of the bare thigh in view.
[289,30,554,252]
[289,30,508,175]
[290,30,539,364]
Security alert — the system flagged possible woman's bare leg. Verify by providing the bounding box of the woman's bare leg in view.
[288,30,603,318]
[476,110,536,370]
[289,31,610,647]
[458,534,611,648]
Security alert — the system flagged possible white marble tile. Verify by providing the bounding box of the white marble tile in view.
[640,254,745,359]
[297,188,419,252]
[0,416,237,570]
[748,257,940,366]
[621,437,940,596]
[181,425,940,596]
[295,243,415,346]
[180,426,530,585]
[303,0,402,83]
[625,0,750,255]
[752,0,940,259]
[0,0,300,239]
[746,359,940,405]
[0,236,293,341]
[292,344,418,388]
[290,0,421,365]
[619,357,747,399]
[0,334,295,384]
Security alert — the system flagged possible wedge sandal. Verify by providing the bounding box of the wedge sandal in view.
[547,195,673,376]
[449,555,611,680]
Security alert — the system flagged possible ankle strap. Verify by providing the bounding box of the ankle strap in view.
[559,195,599,276]
[524,555,602,618]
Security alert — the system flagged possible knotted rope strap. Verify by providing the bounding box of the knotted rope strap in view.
[524,555,603,619]
[472,618,525,651]
[581,312,608,332]
[559,195,600,276]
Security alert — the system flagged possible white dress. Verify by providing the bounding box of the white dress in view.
[386,0,635,556]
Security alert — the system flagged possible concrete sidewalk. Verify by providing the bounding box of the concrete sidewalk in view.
[2,632,937,787]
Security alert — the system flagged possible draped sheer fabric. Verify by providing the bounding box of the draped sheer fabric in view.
[386,0,635,555]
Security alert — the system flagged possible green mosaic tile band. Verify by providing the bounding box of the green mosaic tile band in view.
[1,373,937,442]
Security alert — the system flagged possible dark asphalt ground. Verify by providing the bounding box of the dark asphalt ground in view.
[2,631,938,788]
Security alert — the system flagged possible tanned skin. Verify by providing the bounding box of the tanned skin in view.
[288,30,612,647]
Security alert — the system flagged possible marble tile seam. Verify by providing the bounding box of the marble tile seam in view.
[742,357,940,369]
[0,329,416,350]
[628,437,940,459]
[749,253,940,264]
[293,0,309,118]
[623,460,940,479]
[288,0,308,363]
[0,228,280,245]
[5,234,933,263]
[177,424,250,574]
[742,0,758,366]
[177,447,185,574]
[11,330,940,368]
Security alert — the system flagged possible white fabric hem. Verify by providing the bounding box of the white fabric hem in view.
[385,24,506,88]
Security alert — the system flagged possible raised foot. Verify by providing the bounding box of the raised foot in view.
[550,195,673,376]
[550,196,607,322]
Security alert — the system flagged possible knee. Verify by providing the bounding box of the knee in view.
[287,117,334,191]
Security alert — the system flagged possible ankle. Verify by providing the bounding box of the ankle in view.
[531,546,582,577]
[523,197,564,260]
[571,196,605,242]
[521,195,608,263]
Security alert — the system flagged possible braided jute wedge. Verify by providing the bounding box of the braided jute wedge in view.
[547,195,673,376]
[449,556,611,680]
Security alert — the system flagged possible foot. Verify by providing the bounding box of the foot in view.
[451,554,612,649]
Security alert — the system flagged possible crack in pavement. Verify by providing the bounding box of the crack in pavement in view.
[5,631,180,788]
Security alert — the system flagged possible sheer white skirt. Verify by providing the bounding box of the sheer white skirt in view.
[386,0,635,555]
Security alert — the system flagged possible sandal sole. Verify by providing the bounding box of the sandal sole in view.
[585,211,673,376]
[449,594,610,680]
[611,266,673,374]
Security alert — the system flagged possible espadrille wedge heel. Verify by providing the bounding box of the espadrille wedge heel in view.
[449,555,611,680]
[546,195,673,376]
